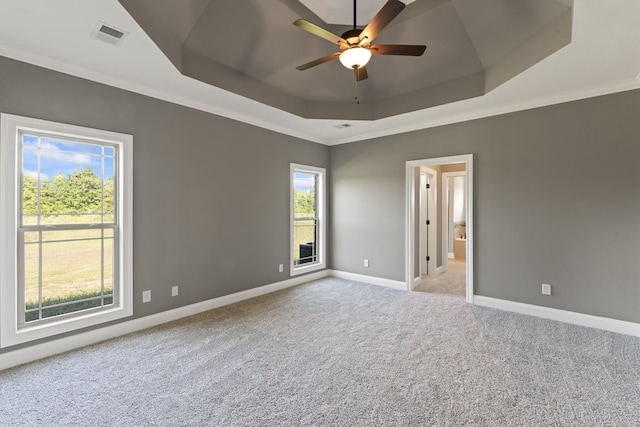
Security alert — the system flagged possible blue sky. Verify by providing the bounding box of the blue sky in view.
[22,134,114,181]
[294,172,316,193]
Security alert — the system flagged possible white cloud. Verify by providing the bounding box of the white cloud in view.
[23,169,50,180]
[39,141,93,165]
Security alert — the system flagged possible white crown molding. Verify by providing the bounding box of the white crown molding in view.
[0,0,639,146]
[328,77,640,145]
[0,25,638,147]
[0,42,326,145]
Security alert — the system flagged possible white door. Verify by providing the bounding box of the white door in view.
[419,174,428,274]
[419,170,437,275]
[426,173,436,274]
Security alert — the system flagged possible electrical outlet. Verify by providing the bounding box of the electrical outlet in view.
[278,264,284,273]
[364,259,369,267]
[541,283,551,295]
[171,286,179,297]
[142,290,151,303]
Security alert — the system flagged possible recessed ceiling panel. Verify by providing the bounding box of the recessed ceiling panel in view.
[298,0,417,26]
[118,0,573,120]
[453,0,570,68]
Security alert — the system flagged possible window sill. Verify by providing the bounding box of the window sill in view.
[290,262,326,277]
[1,303,132,348]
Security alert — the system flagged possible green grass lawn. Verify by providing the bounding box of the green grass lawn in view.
[23,213,316,320]
[23,215,114,319]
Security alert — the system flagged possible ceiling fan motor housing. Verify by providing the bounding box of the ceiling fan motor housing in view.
[340,28,366,49]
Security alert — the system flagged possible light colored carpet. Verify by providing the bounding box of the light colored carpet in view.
[1,277,639,426]
[414,271,466,296]
[446,258,467,275]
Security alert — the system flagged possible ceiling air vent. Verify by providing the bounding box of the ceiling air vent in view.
[91,21,128,46]
[334,123,353,129]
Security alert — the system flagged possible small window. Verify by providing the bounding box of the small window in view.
[290,164,325,275]
[0,114,133,348]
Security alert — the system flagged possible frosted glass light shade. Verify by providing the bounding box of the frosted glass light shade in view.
[339,47,372,69]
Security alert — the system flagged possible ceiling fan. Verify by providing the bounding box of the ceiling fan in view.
[293,0,426,81]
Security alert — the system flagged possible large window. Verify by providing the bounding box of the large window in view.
[290,163,325,275]
[0,114,132,347]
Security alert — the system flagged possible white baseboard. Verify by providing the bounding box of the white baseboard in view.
[448,253,454,259]
[435,266,444,275]
[8,270,637,372]
[330,270,406,291]
[0,270,330,371]
[473,296,640,338]
[412,276,421,290]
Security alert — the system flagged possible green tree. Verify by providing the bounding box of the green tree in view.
[294,189,315,216]
[104,176,114,215]
[36,168,109,216]
[40,173,67,214]
[22,175,38,214]
[65,168,102,213]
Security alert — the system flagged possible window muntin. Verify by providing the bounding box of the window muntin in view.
[290,164,325,275]
[0,113,133,348]
[18,132,118,326]
[293,171,318,265]
[20,228,116,324]
[21,132,116,226]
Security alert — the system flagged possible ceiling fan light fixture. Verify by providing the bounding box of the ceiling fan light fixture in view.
[339,47,372,69]
[294,0,422,81]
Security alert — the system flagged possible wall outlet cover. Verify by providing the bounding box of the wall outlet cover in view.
[171,286,179,297]
[142,290,152,303]
[542,283,552,295]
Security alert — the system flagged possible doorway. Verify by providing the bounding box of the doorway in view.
[442,171,467,277]
[405,154,473,303]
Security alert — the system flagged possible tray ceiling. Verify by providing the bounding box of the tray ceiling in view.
[118,0,572,120]
[1,0,638,145]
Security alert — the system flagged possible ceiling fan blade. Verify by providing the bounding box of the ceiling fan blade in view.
[358,0,405,45]
[294,19,348,47]
[296,52,340,71]
[370,44,427,56]
[354,66,369,82]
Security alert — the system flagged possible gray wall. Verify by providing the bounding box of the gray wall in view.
[0,56,329,352]
[2,51,640,355]
[330,88,640,324]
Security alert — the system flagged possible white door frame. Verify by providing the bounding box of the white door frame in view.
[405,154,474,303]
[442,171,467,273]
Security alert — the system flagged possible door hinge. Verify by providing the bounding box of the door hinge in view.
[426,220,430,225]
[426,183,430,189]
[426,256,430,261]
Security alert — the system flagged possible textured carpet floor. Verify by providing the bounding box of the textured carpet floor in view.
[414,271,466,296]
[1,278,639,426]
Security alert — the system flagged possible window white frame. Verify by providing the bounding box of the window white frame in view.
[290,163,326,276]
[0,113,133,348]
